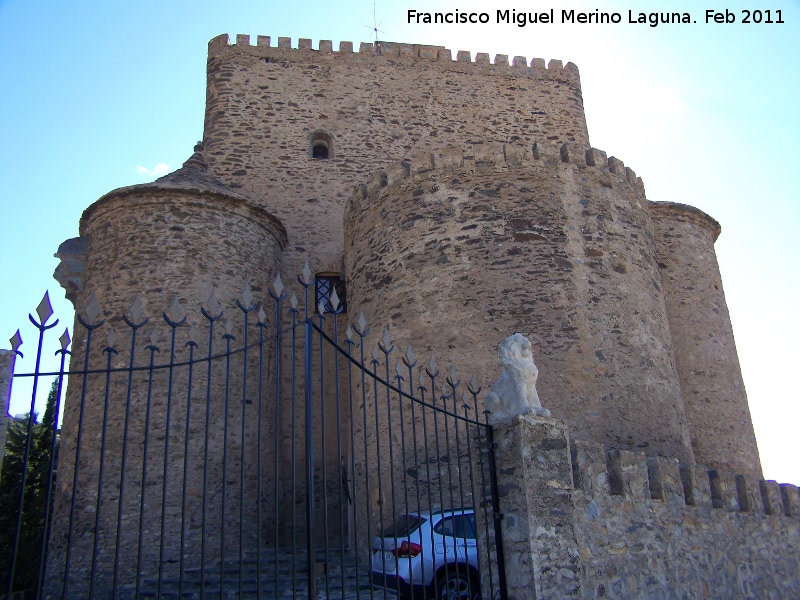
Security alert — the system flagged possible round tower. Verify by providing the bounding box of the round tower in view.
[344,142,694,465]
[649,202,762,478]
[47,152,287,597]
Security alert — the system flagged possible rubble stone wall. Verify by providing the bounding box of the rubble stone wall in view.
[650,202,762,479]
[344,142,694,465]
[201,34,589,281]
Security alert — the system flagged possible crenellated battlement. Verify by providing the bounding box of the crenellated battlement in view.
[571,439,800,518]
[207,33,581,86]
[349,141,646,204]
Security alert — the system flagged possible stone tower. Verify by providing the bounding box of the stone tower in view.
[48,152,286,595]
[344,143,695,465]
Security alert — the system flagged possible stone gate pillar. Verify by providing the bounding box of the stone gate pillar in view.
[0,347,17,472]
[481,415,582,600]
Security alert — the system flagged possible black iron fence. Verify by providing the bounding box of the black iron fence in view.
[1,270,507,599]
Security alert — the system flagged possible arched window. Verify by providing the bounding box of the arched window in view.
[309,131,333,160]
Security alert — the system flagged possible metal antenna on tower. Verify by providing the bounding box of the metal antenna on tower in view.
[364,0,385,43]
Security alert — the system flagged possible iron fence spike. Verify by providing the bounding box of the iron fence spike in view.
[318,301,326,316]
[330,288,340,311]
[130,294,145,324]
[167,295,185,323]
[10,330,22,352]
[302,261,312,285]
[188,321,199,344]
[36,291,54,325]
[149,327,160,346]
[405,343,415,363]
[273,274,285,296]
[429,354,437,372]
[449,364,457,382]
[470,373,478,390]
[206,289,221,315]
[346,325,353,341]
[371,346,379,362]
[290,293,298,310]
[418,370,426,387]
[395,360,403,376]
[357,311,367,332]
[258,305,267,324]
[85,294,101,325]
[382,327,392,349]
[106,327,118,348]
[225,318,234,335]
[59,328,71,351]
[241,283,254,307]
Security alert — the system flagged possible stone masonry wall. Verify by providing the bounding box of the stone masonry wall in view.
[201,34,589,284]
[344,142,694,465]
[491,415,800,600]
[650,202,762,479]
[45,181,286,597]
[571,439,800,599]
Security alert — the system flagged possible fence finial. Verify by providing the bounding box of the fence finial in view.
[330,288,340,312]
[166,296,186,324]
[10,330,22,354]
[188,322,199,344]
[36,292,54,326]
[357,311,367,333]
[59,328,71,351]
[129,295,145,325]
[404,343,415,365]
[241,283,254,308]
[381,327,392,351]
[84,294,101,326]
[272,274,285,296]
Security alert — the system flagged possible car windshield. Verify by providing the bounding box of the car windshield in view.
[380,515,426,538]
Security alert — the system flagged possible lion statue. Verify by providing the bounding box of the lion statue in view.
[485,333,550,424]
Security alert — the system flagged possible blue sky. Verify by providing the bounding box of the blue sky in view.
[1,0,798,483]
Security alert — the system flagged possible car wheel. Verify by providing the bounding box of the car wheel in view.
[434,569,478,600]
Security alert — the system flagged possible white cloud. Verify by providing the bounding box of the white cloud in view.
[137,162,170,178]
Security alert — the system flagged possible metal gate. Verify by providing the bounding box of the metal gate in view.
[1,270,507,599]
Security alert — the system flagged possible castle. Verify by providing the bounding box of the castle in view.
[42,34,799,598]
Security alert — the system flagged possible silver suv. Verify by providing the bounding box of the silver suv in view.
[370,508,480,600]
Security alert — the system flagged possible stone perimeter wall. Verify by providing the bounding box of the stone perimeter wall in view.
[571,439,800,599]
[490,416,800,600]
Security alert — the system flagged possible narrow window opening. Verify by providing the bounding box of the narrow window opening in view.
[312,141,329,159]
[309,131,334,160]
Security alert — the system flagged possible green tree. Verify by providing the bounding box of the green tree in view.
[0,379,60,594]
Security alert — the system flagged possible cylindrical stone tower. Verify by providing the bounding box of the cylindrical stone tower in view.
[344,142,695,466]
[47,153,287,597]
[649,202,762,478]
